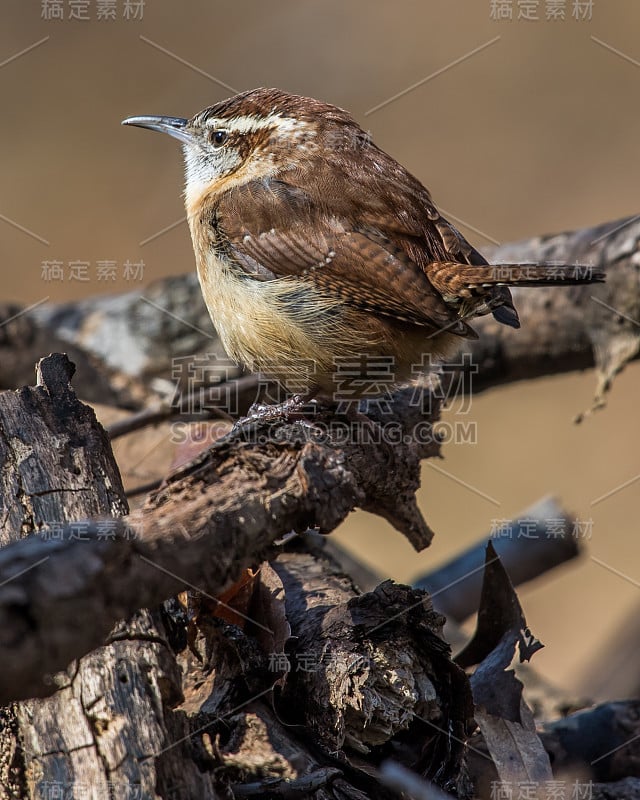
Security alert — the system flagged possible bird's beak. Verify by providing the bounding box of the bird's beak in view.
[121,115,192,145]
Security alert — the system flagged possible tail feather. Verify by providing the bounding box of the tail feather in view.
[426,261,605,330]
[492,301,521,329]
[429,261,605,294]
[471,263,605,287]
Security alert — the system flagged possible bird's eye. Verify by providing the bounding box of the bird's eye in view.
[211,129,229,147]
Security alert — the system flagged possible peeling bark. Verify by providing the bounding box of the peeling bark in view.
[0,360,442,705]
[0,354,472,800]
[473,215,640,415]
[0,354,216,799]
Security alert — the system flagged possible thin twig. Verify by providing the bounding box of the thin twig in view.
[107,374,261,439]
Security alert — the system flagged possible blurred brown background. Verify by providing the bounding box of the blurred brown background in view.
[1,0,639,697]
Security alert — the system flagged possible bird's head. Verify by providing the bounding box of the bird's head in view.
[122,88,365,214]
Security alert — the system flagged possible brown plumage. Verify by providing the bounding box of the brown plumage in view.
[123,88,604,400]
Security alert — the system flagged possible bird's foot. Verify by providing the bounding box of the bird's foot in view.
[231,394,320,434]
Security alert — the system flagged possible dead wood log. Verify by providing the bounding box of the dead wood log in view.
[30,274,218,383]
[0,354,440,705]
[0,302,145,409]
[0,321,634,798]
[272,550,472,778]
[165,548,473,797]
[539,700,640,783]
[0,356,477,798]
[0,354,218,799]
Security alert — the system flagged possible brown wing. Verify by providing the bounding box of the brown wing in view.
[284,141,520,329]
[216,178,476,337]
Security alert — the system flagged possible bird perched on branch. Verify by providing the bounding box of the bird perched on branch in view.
[123,88,603,405]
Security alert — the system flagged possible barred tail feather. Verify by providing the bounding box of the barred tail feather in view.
[468,263,605,288]
[427,261,605,293]
[426,261,605,332]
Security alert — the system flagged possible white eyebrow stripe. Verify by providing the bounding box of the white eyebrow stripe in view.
[204,113,314,136]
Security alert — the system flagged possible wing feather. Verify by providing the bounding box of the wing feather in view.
[216,179,475,336]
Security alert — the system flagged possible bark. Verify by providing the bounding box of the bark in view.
[472,215,640,416]
[0,355,441,704]
[272,550,471,771]
[0,354,214,799]
[168,548,473,797]
[0,354,476,799]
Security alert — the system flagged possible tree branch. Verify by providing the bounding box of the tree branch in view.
[0,355,440,704]
[471,215,640,416]
[16,215,639,422]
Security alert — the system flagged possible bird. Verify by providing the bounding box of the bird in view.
[122,88,604,407]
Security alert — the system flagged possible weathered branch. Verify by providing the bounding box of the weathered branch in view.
[415,496,580,622]
[0,353,478,799]
[272,550,471,770]
[0,355,440,704]
[19,215,640,418]
[539,700,640,783]
[471,215,640,413]
[0,353,213,798]
[0,302,145,408]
